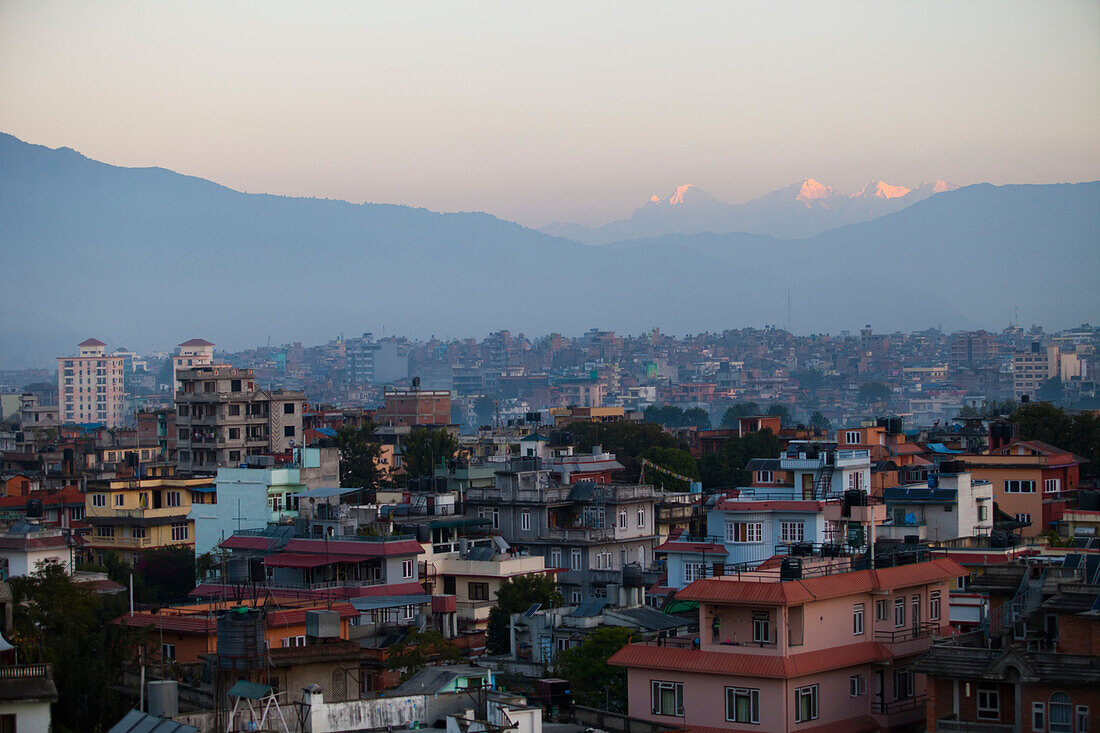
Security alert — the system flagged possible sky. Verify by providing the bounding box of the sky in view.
[1,1,1098,228]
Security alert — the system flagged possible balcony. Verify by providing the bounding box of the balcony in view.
[86,506,190,525]
[539,526,617,543]
[87,535,154,549]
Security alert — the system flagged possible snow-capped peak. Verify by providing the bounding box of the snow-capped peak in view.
[795,178,835,203]
[853,180,911,200]
[668,184,697,205]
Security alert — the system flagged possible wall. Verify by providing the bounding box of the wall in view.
[192,468,272,555]
[0,700,52,732]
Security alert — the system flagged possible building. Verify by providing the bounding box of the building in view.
[174,366,305,472]
[880,468,995,544]
[1013,342,1060,398]
[0,582,57,730]
[171,339,215,392]
[57,338,126,427]
[84,474,215,564]
[464,460,660,605]
[375,387,451,427]
[0,521,76,577]
[610,555,966,732]
[963,441,1085,537]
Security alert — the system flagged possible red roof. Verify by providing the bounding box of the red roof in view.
[220,536,278,550]
[609,640,893,678]
[0,487,85,509]
[283,538,423,558]
[264,552,367,568]
[179,339,214,347]
[189,580,426,602]
[117,612,216,634]
[268,602,357,627]
[714,500,825,512]
[79,338,106,347]
[678,558,966,606]
[654,540,726,554]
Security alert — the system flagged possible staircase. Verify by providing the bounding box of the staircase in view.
[981,568,1046,643]
[812,464,834,499]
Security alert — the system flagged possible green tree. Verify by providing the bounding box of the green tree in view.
[809,411,831,432]
[10,561,134,732]
[767,403,792,427]
[385,628,463,680]
[486,574,562,654]
[402,427,460,478]
[554,626,633,712]
[683,407,711,429]
[133,547,197,603]
[720,403,761,428]
[640,446,699,491]
[567,420,686,479]
[795,369,824,393]
[1036,377,1065,404]
[698,429,782,488]
[474,395,497,427]
[858,382,892,404]
[335,422,387,496]
[1011,403,1099,480]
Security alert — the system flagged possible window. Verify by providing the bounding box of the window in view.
[95,526,115,538]
[1075,705,1088,733]
[284,425,295,437]
[171,523,189,541]
[1016,513,1032,525]
[1044,478,1061,493]
[930,591,941,621]
[1050,692,1073,732]
[281,635,306,647]
[114,493,124,507]
[229,403,240,416]
[637,507,646,528]
[894,668,913,700]
[725,687,760,724]
[795,685,818,723]
[853,603,864,635]
[756,470,774,484]
[876,599,889,621]
[894,597,905,627]
[780,521,804,543]
[231,379,241,392]
[1032,702,1045,731]
[520,510,531,531]
[166,491,182,507]
[726,522,763,543]
[228,427,240,440]
[161,643,176,661]
[468,582,490,601]
[595,552,613,570]
[752,613,771,643]
[92,493,106,507]
[977,687,1000,720]
[550,548,562,568]
[570,549,582,571]
[619,509,627,529]
[849,675,867,697]
[480,508,499,530]
[402,559,414,578]
[978,504,988,521]
[848,471,864,491]
[283,402,295,414]
[846,431,862,445]
[131,527,146,539]
[1005,479,1036,493]
[571,589,582,604]
[70,507,84,521]
[403,605,416,621]
[684,562,706,583]
[651,681,684,717]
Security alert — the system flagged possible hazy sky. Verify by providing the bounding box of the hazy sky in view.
[2,1,1097,227]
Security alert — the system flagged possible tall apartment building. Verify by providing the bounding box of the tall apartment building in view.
[171,338,215,391]
[1012,341,1060,398]
[57,338,126,427]
[175,366,304,473]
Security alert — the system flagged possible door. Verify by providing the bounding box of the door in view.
[802,474,814,499]
[874,670,884,712]
[912,595,921,634]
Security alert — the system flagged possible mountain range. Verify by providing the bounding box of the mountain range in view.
[541,179,958,243]
[0,132,1097,369]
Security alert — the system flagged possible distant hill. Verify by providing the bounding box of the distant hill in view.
[0,133,1096,368]
[542,179,957,243]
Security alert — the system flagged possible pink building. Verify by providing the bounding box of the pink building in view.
[57,338,126,427]
[172,338,215,391]
[611,556,966,732]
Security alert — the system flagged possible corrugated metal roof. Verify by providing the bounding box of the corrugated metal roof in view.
[109,709,198,733]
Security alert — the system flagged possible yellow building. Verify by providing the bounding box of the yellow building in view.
[85,474,215,563]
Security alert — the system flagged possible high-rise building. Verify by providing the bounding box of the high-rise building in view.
[174,366,304,473]
[57,338,126,427]
[172,338,215,391]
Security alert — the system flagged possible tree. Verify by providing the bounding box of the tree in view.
[683,407,711,430]
[385,628,462,680]
[132,547,196,603]
[809,411,831,432]
[1011,403,1099,480]
[335,422,387,496]
[474,395,497,427]
[567,420,686,479]
[766,403,792,427]
[554,626,633,712]
[10,561,133,732]
[698,429,782,488]
[640,446,699,491]
[720,403,761,428]
[1036,377,1065,404]
[794,369,824,393]
[402,427,460,478]
[858,382,892,404]
[486,574,562,654]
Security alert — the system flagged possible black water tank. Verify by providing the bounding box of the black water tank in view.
[415,524,430,542]
[791,542,813,557]
[249,556,266,583]
[780,557,802,580]
[25,499,43,518]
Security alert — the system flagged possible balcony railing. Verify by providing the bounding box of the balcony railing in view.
[88,535,153,548]
[935,718,1015,732]
[871,694,926,715]
[0,664,51,681]
[874,622,939,644]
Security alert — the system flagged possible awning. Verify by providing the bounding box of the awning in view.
[264,552,367,568]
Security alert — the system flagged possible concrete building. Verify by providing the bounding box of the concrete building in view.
[175,366,304,472]
[171,339,215,392]
[880,469,994,543]
[0,521,75,577]
[57,338,126,427]
[611,556,966,732]
[375,387,451,428]
[464,460,660,605]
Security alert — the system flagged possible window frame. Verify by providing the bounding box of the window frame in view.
[849,674,866,697]
[402,559,414,579]
[650,680,684,717]
[468,582,490,602]
[853,603,865,635]
[683,562,706,584]
[976,687,1000,721]
[795,684,819,723]
[876,598,889,621]
[930,590,941,621]
[894,597,906,627]
[726,521,763,544]
[1032,701,1045,732]
[780,521,805,543]
[520,510,531,531]
[725,686,760,724]
[751,613,771,644]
